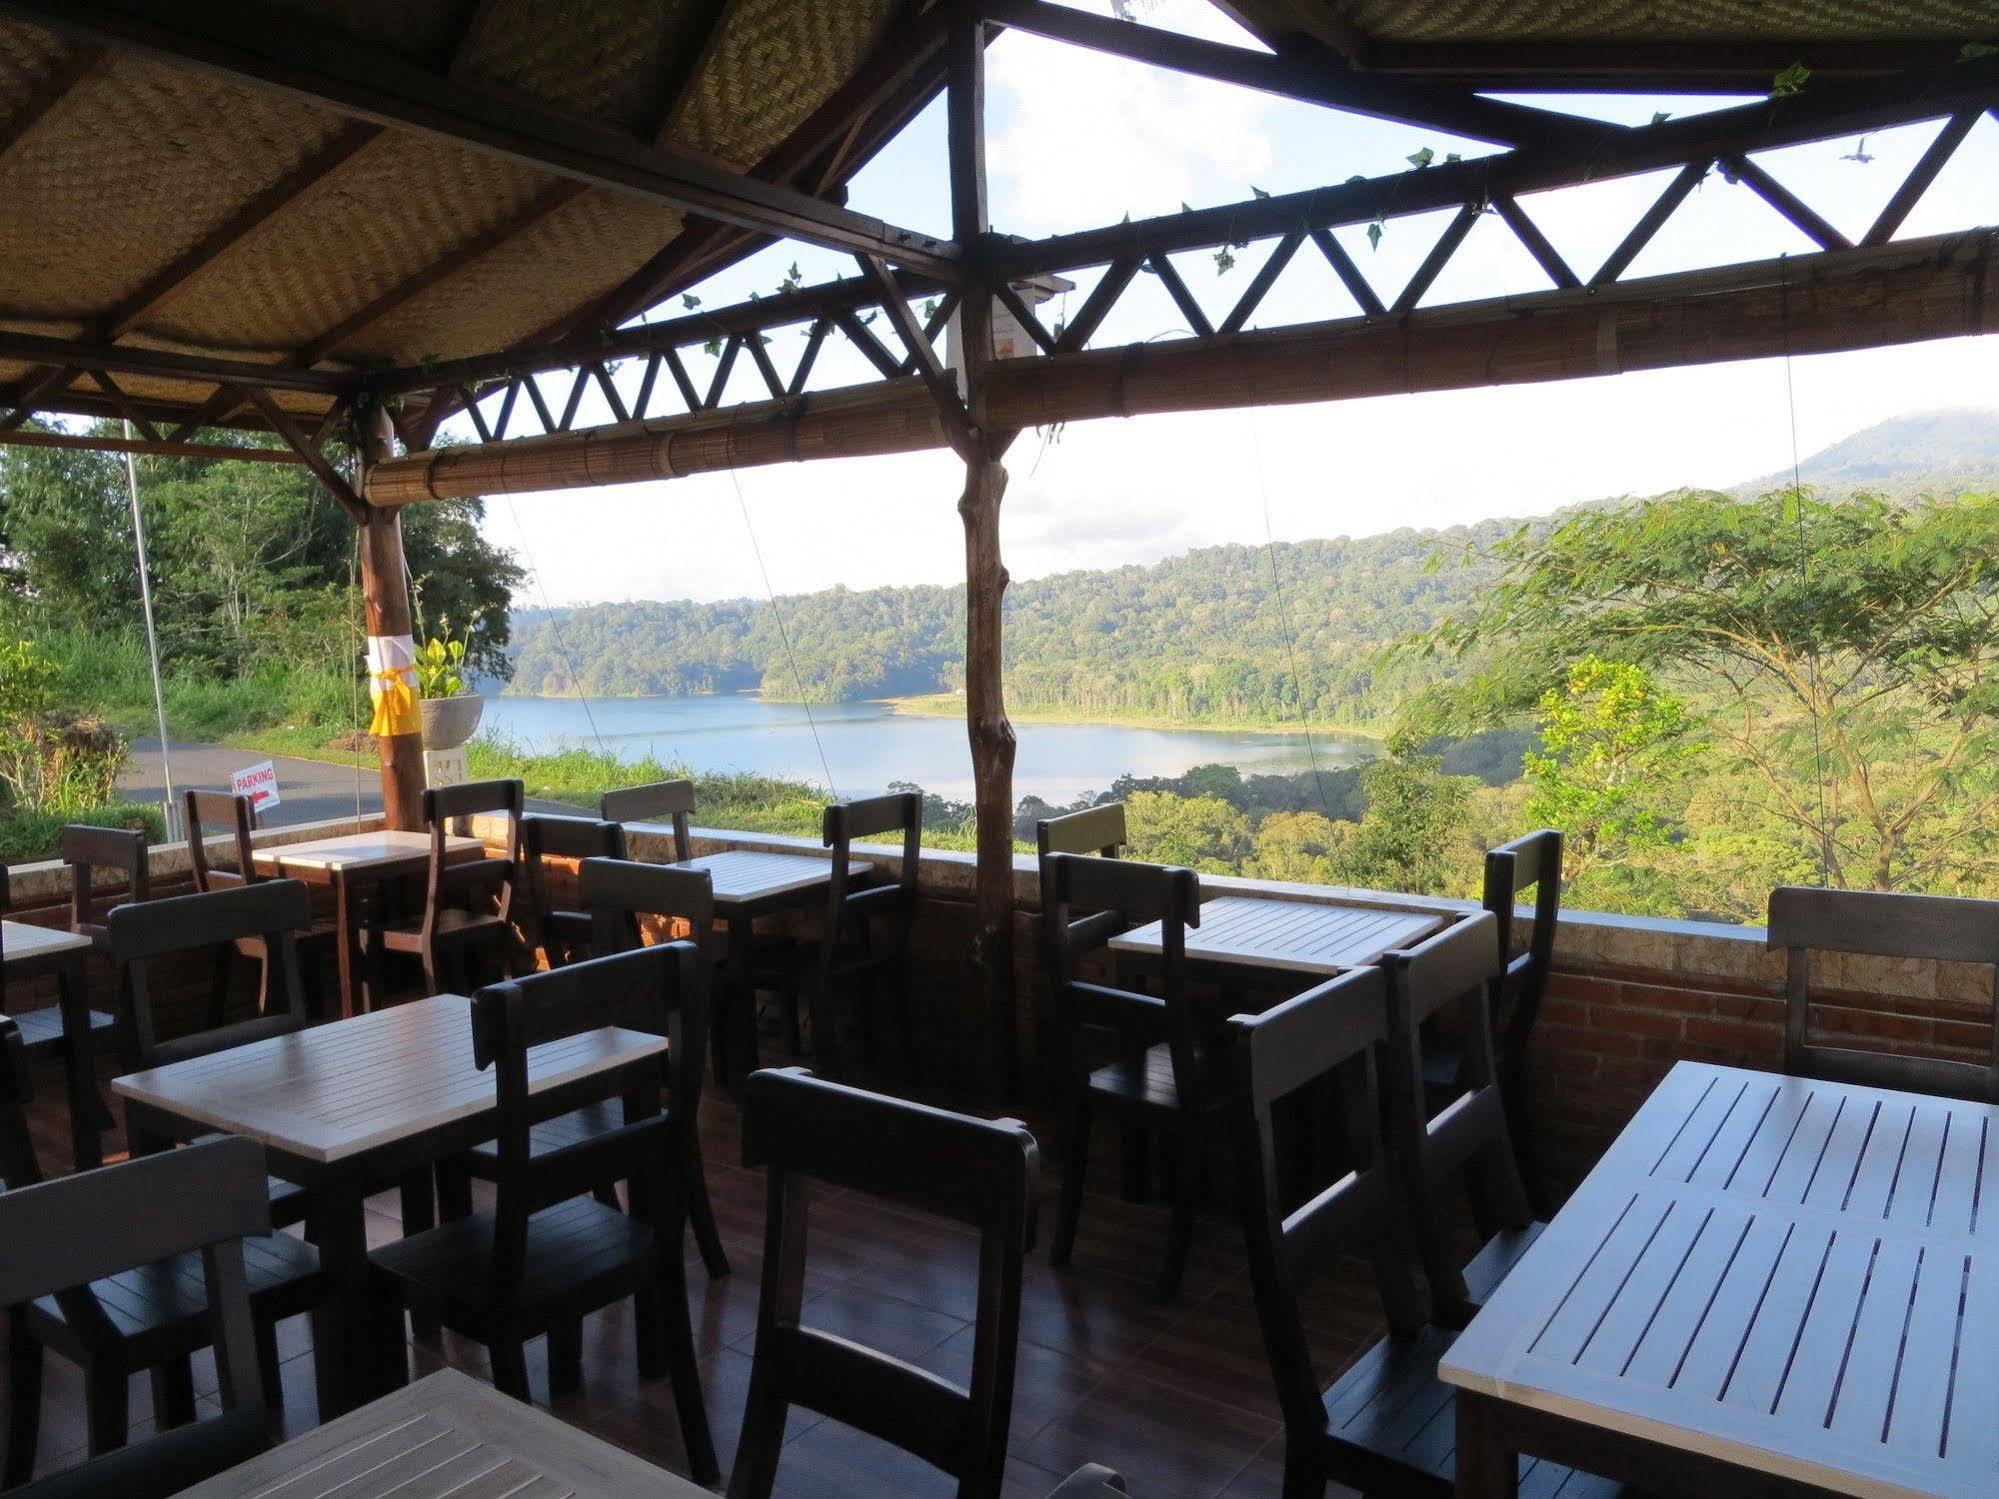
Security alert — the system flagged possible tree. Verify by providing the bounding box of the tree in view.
[1124,790,1251,872]
[1413,488,1999,895]
[1327,742,1477,897]
[1523,656,1701,886]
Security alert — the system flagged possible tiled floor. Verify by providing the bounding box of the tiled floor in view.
[8,1058,1393,1497]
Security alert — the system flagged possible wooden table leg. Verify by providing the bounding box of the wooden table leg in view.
[333,871,358,1019]
[722,920,758,1087]
[1454,1390,1519,1498]
[56,953,101,1172]
[306,1180,373,1420]
[399,1168,440,1340]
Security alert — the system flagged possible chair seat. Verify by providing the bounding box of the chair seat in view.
[1323,1326,1627,1498]
[8,1005,118,1055]
[459,1098,631,1173]
[371,1195,653,1325]
[1087,1042,1226,1114]
[9,1404,267,1499]
[268,1173,309,1228]
[1461,1221,1546,1312]
[378,907,510,950]
[25,1231,322,1362]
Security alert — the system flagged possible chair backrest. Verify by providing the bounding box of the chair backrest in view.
[600,778,696,863]
[422,778,524,921]
[1379,912,1536,1318]
[184,791,258,893]
[108,880,315,1068]
[470,943,695,1289]
[733,1067,1037,1499]
[1768,886,1999,1101]
[1035,803,1127,862]
[519,815,627,958]
[1481,829,1561,1065]
[0,1134,271,1493]
[1044,853,1213,1109]
[63,824,150,942]
[581,856,715,958]
[1229,968,1429,1442]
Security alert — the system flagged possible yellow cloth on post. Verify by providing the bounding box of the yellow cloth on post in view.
[367,634,420,738]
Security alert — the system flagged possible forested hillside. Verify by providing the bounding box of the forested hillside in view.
[507,408,1999,725]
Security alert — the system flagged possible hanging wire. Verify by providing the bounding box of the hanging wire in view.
[1245,407,1334,818]
[348,526,364,824]
[726,465,837,798]
[1778,253,1834,887]
[120,421,178,841]
[497,492,610,758]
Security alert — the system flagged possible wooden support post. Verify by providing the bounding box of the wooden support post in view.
[355,405,426,831]
[948,0,1019,1100]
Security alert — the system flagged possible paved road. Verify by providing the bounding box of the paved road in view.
[120,737,380,829]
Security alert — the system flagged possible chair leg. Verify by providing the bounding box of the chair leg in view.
[1158,1132,1203,1303]
[1120,1119,1152,1203]
[488,1329,531,1403]
[545,1320,583,1399]
[83,1361,129,1456]
[5,1321,42,1486]
[419,943,442,999]
[807,972,839,1080]
[398,1171,441,1340]
[435,1160,474,1224]
[647,1250,718,1486]
[371,1297,409,1393]
[687,1137,731,1280]
[726,1359,789,1499]
[1050,1089,1092,1268]
[150,1355,196,1432]
[254,1316,283,1413]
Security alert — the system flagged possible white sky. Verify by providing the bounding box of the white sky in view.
[471,0,1999,609]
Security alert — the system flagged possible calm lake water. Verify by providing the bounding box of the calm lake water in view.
[482,694,1370,803]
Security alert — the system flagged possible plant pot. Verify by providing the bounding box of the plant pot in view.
[419,692,484,751]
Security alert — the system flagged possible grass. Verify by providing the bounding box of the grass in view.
[0,801,164,863]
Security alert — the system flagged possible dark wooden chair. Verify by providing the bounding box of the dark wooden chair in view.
[761,793,920,1078]
[1229,968,1621,1499]
[0,862,119,1169]
[580,855,729,1278]
[518,813,627,969]
[107,879,320,1231]
[1425,830,1563,1206]
[0,1086,310,1497]
[600,778,696,862]
[367,943,717,1483]
[368,779,523,996]
[1383,912,1545,1326]
[1045,852,1218,1301]
[1769,885,1999,1101]
[63,823,150,953]
[729,1067,1038,1499]
[1035,802,1127,865]
[183,791,338,1020]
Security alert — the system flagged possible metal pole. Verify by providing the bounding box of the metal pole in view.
[121,420,178,842]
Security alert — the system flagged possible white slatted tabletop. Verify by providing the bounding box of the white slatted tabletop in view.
[252,829,486,874]
[112,994,666,1164]
[174,1368,709,1497]
[673,849,871,904]
[0,920,91,966]
[1441,1061,1999,1498]
[1108,894,1446,976]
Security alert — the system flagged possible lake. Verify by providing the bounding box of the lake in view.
[481,694,1371,803]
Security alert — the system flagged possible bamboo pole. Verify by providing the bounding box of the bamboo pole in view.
[364,231,1998,506]
[0,429,308,464]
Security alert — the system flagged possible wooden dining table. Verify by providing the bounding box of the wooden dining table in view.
[173,1367,710,1497]
[1441,1060,1999,1497]
[668,848,873,1082]
[0,920,102,1168]
[112,993,667,1420]
[1109,893,1446,978]
[251,829,486,1017]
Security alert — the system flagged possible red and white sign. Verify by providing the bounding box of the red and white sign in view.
[230,760,281,814]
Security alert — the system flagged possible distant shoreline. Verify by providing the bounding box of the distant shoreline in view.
[878,692,1385,741]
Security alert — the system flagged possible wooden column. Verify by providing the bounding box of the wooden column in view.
[355,405,426,830]
[949,0,1019,1099]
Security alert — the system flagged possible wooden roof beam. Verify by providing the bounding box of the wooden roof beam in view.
[1356,38,1977,92]
[0,332,351,393]
[0,427,307,463]
[0,43,107,166]
[980,0,1606,148]
[6,0,962,279]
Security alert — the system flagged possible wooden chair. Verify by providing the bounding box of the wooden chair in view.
[518,813,626,969]
[1045,852,1218,1301]
[63,823,150,953]
[1229,968,1620,1499]
[1425,830,1563,1205]
[0,862,119,1169]
[600,778,696,862]
[1035,803,1127,864]
[1769,885,1999,1101]
[367,944,717,1483]
[369,779,523,996]
[729,1067,1037,1499]
[0,1102,310,1498]
[183,791,338,1020]
[761,793,921,1078]
[581,855,729,1278]
[1383,912,1545,1326]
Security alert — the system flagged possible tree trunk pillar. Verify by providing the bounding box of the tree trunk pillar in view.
[355,406,426,831]
[959,440,1017,1099]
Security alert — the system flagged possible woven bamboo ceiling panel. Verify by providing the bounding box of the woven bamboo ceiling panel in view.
[0,0,920,430]
[1303,0,1992,41]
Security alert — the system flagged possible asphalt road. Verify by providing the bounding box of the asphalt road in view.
[119,737,379,829]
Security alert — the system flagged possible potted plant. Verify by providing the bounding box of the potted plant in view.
[415,623,484,751]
